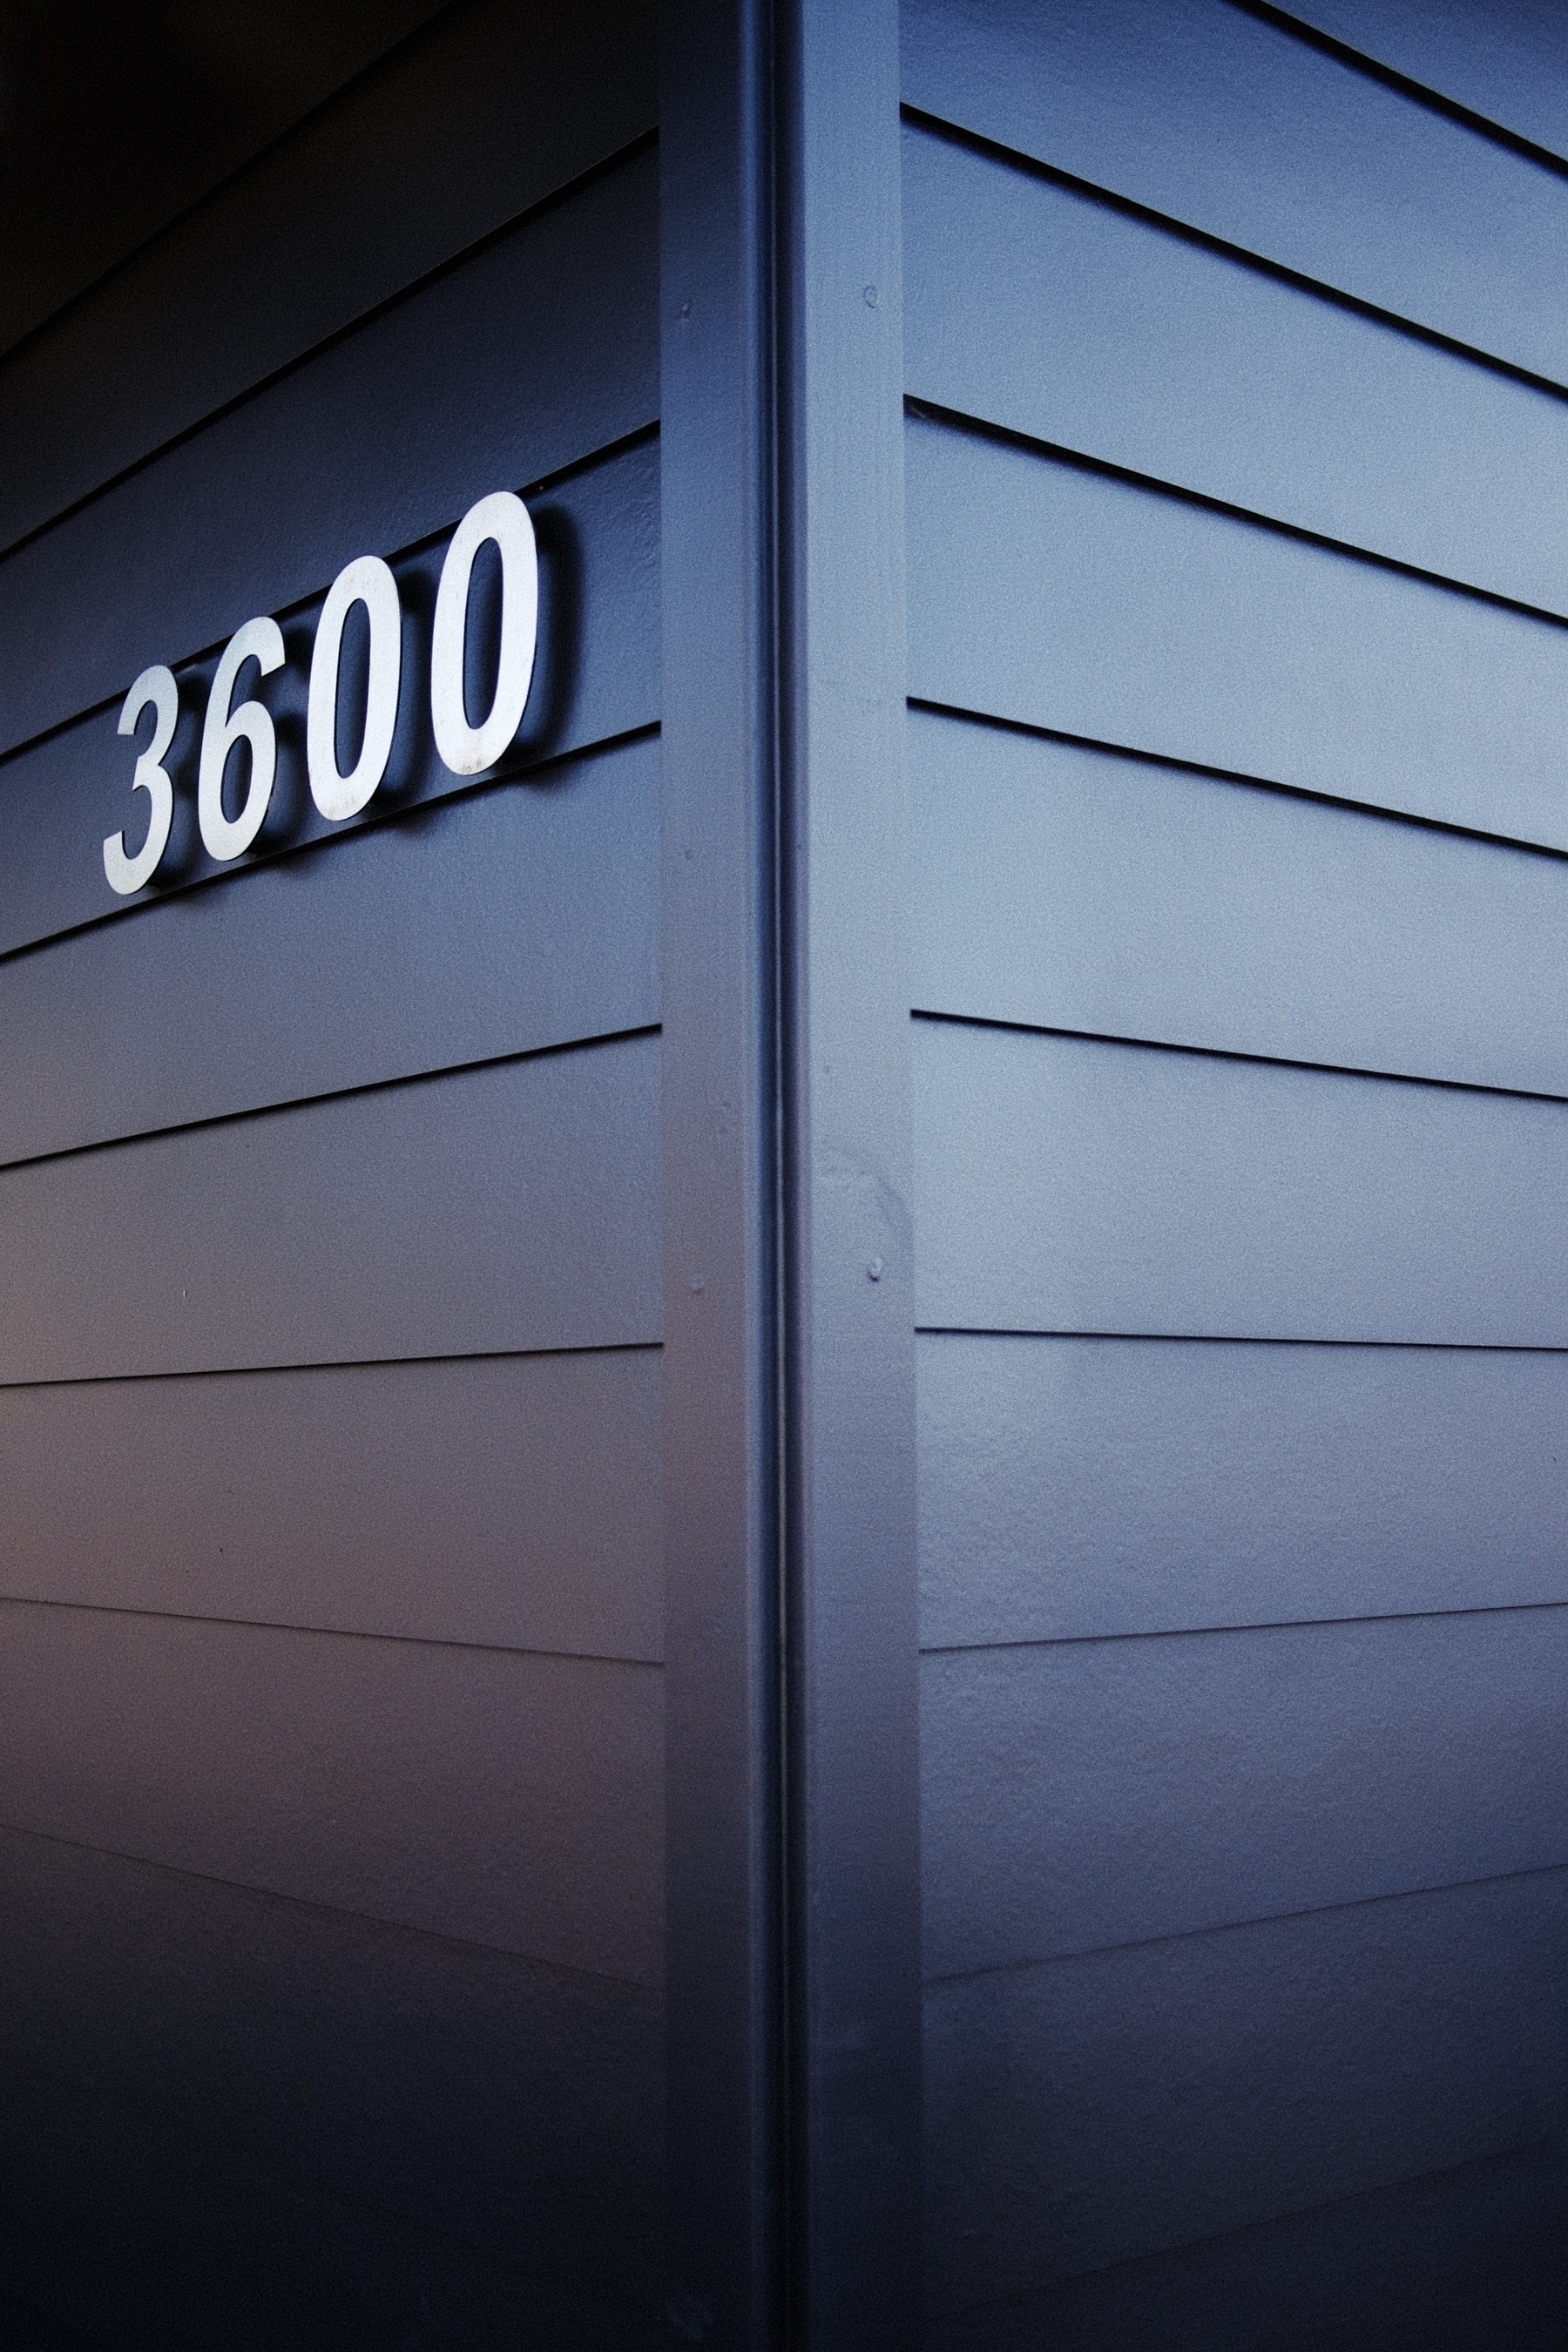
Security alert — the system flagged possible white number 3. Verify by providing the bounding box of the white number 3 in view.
[104,665,179,897]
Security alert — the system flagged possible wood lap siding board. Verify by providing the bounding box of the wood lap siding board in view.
[0,5,665,2342]
[902,3,1568,2345]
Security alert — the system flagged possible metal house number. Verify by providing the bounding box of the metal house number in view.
[103,490,537,896]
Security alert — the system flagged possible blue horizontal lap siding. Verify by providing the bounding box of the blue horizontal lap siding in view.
[0,87,667,2342]
[903,121,1568,614]
[0,727,661,1163]
[1280,0,1568,161]
[0,0,659,556]
[0,139,659,762]
[0,1348,664,1659]
[918,1334,1568,1646]
[924,1872,1568,2315]
[0,1600,665,1984]
[0,1821,666,2325]
[905,0,1568,2328]
[915,1022,1568,1345]
[923,1611,1568,1977]
[901,0,1568,383]
[910,713,1568,1094]
[907,416,1568,849]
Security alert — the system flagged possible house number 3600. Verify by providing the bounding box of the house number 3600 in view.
[103,490,537,896]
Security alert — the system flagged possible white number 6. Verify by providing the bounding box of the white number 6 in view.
[104,665,179,897]
[199,615,285,862]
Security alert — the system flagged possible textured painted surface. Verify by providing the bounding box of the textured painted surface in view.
[907,0,1568,2335]
[0,12,667,2339]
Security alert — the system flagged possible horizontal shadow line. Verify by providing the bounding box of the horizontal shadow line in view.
[901,101,1568,405]
[0,1814,662,1996]
[906,395,1568,631]
[916,1328,1568,1355]
[913,1004,1568,1109]
[908,696,1568,864]
[921,1595,1568,1658]
[923,1858,1568,1989]
[0,1335,663,1382]
[1233,0,1568,184]
[0,1338,664,1397]
[0,1021,661,1179]
[0,126,661,578]
[0,1591,662,1669]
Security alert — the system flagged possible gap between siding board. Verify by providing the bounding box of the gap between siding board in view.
[0,1816,659,1999]
[0,1590,664,1670]
[1229,0,1568,183]
[0,1337,662,1395]
[0,715,662,980]
[0,132,663,576]
[900,104,1568,409]
[906,395,1568,632]
[920,1857,1568,1990]
[0,1022,661,1179]
[908,697,1568,869]
[915,1328,1568,1356]
[918,1596,1568,1659]
[910,1006,1568,1113]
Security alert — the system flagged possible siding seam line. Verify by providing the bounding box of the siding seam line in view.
[0,1814,663,1993]
[922,1859,1568,1988]
[925,2130,1566,2334]
[920,1596,1568,1656]
[0,1339,663,1395]
[906,394,1568,630]
[0,1592,665,1666]
[907,697,1568,866]
[0,132,662,577]
[1227,0,1568,179]
[0,1022,661,1179]
[0,0,481,382]
[912,1005,1568,1111]
[916,1327,1568,1355]
[900,103,1568,406]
